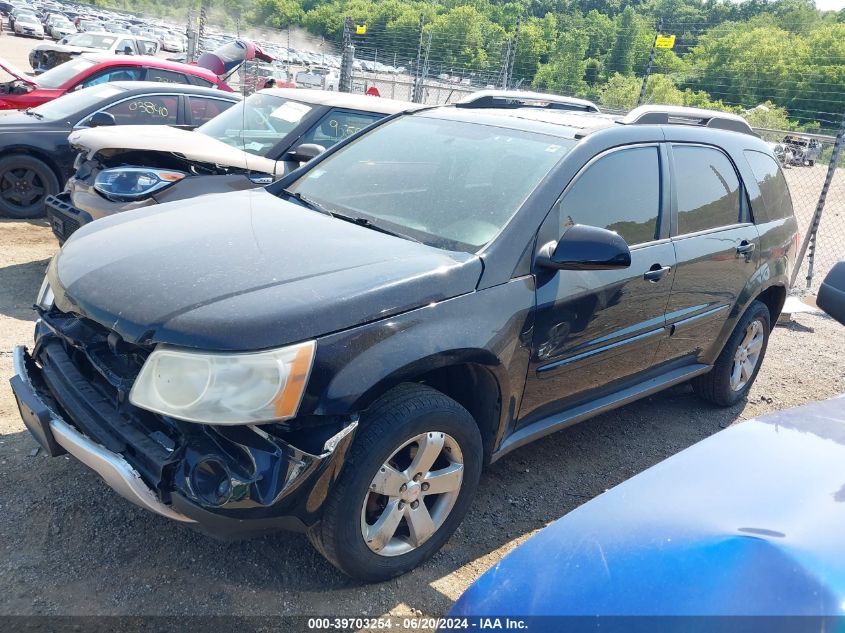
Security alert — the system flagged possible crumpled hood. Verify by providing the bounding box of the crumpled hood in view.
[68,125,279,175]
[49,188,482,350]
[33,43,96,56]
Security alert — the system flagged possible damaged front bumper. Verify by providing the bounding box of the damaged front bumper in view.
[9,341,357,537]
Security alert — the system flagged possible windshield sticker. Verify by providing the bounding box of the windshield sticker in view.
[270,101,310,123]
[307,169,326,179]
[244,142,265,152]
[545,144,562,153]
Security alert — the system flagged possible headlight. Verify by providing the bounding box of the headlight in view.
[94,167,186,202]
[35,275,54,310]
[129,341,316,424]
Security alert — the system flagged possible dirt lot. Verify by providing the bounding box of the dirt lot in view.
[2,28,845,628]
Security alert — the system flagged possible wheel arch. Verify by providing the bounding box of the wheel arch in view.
[353,354,508,462]
[754,283,787,329]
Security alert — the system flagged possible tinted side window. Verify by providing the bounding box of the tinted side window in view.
[674,145,741,234]
[102,95,179,125]
[298,110,383,150]
[188,96,233,125]
[80,67,142,88]
[558,146,661,246]
[145,68,189,84]
[744,150,794,222]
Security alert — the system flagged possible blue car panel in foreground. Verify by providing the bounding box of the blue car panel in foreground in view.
[450,394,845,620]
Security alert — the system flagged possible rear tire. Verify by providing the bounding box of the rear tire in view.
[692,300,771,407]
[308,383,482,582]
[0,155,59,219]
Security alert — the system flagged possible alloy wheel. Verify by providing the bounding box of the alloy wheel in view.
[730,318,765,391]
[0,167,47,210]
[361,431,464,557]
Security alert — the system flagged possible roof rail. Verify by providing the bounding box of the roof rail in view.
[457,90,601,114]
[621,105,754,135]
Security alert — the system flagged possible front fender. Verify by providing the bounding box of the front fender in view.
[301,277,537,440]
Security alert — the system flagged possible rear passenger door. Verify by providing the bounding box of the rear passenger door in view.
[655,144,760,366]
[520,144,676,423]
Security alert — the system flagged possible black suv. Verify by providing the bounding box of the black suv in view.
[10,101,798,582]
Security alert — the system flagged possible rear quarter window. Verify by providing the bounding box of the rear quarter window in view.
[744,150,795,223]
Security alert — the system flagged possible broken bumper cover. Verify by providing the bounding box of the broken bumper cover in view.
[9,344,358,536]
[45,193,91,243]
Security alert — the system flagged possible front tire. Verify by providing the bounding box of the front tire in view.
[308,383,482,582]
[0,155,59,219]
[692,300,771,406]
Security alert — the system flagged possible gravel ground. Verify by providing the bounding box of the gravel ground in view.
[2,30,845,629]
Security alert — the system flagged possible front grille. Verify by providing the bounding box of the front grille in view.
[39,309,149,404]
[34,309,183,490]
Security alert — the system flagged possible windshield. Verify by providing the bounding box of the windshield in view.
[63,33,117,49]
[198,93,312,156]
[17,14,38,24]
[31,83,126,120]
[36,57,97,89]
[286,116,572,252]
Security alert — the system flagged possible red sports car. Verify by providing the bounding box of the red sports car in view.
[0,55,233,110]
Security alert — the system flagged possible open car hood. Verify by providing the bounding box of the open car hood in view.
[197,39,274,77]
[0,57,37,86]
[68,125,279,175]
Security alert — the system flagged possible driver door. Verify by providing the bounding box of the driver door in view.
[519,144,675,424]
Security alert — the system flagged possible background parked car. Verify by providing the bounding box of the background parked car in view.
[13,12,45,38]
[0,54,232,111]
[45,14,77,41]
[30,32,159,72]
[48,89,413,241]
[0,81,240,219]
[295,65,339,91]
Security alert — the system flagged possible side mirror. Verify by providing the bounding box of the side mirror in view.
[286,143,325,164]
[537,224,632,271]
[818,261,845,326]
[87,111,116,127]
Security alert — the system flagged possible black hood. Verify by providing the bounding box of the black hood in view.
[49,189,482,350]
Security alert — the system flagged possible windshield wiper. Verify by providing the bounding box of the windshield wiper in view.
[281,188,422,244]
[332,213,423,244]
[281,188,334,217]
[23,109,43,119]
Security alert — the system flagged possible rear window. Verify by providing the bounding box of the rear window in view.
[673,145,742,235]
[744,150,794,222]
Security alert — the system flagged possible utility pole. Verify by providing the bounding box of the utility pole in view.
[412,14,425,103]
[339,17,355,92]
[637,19,662,106]
[506,19,521,90]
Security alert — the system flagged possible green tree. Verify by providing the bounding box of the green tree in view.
[607,7,638,76]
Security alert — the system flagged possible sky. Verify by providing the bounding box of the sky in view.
[815,0,845,10]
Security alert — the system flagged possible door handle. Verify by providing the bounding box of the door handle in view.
[643,264,671,282]
[736,241,756,257]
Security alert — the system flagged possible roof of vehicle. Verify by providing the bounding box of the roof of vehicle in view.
[78,54,223,82]
[457,89,601,113]
[262,88,416,114]
[419,102,757,141]
[103,81,243,99]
